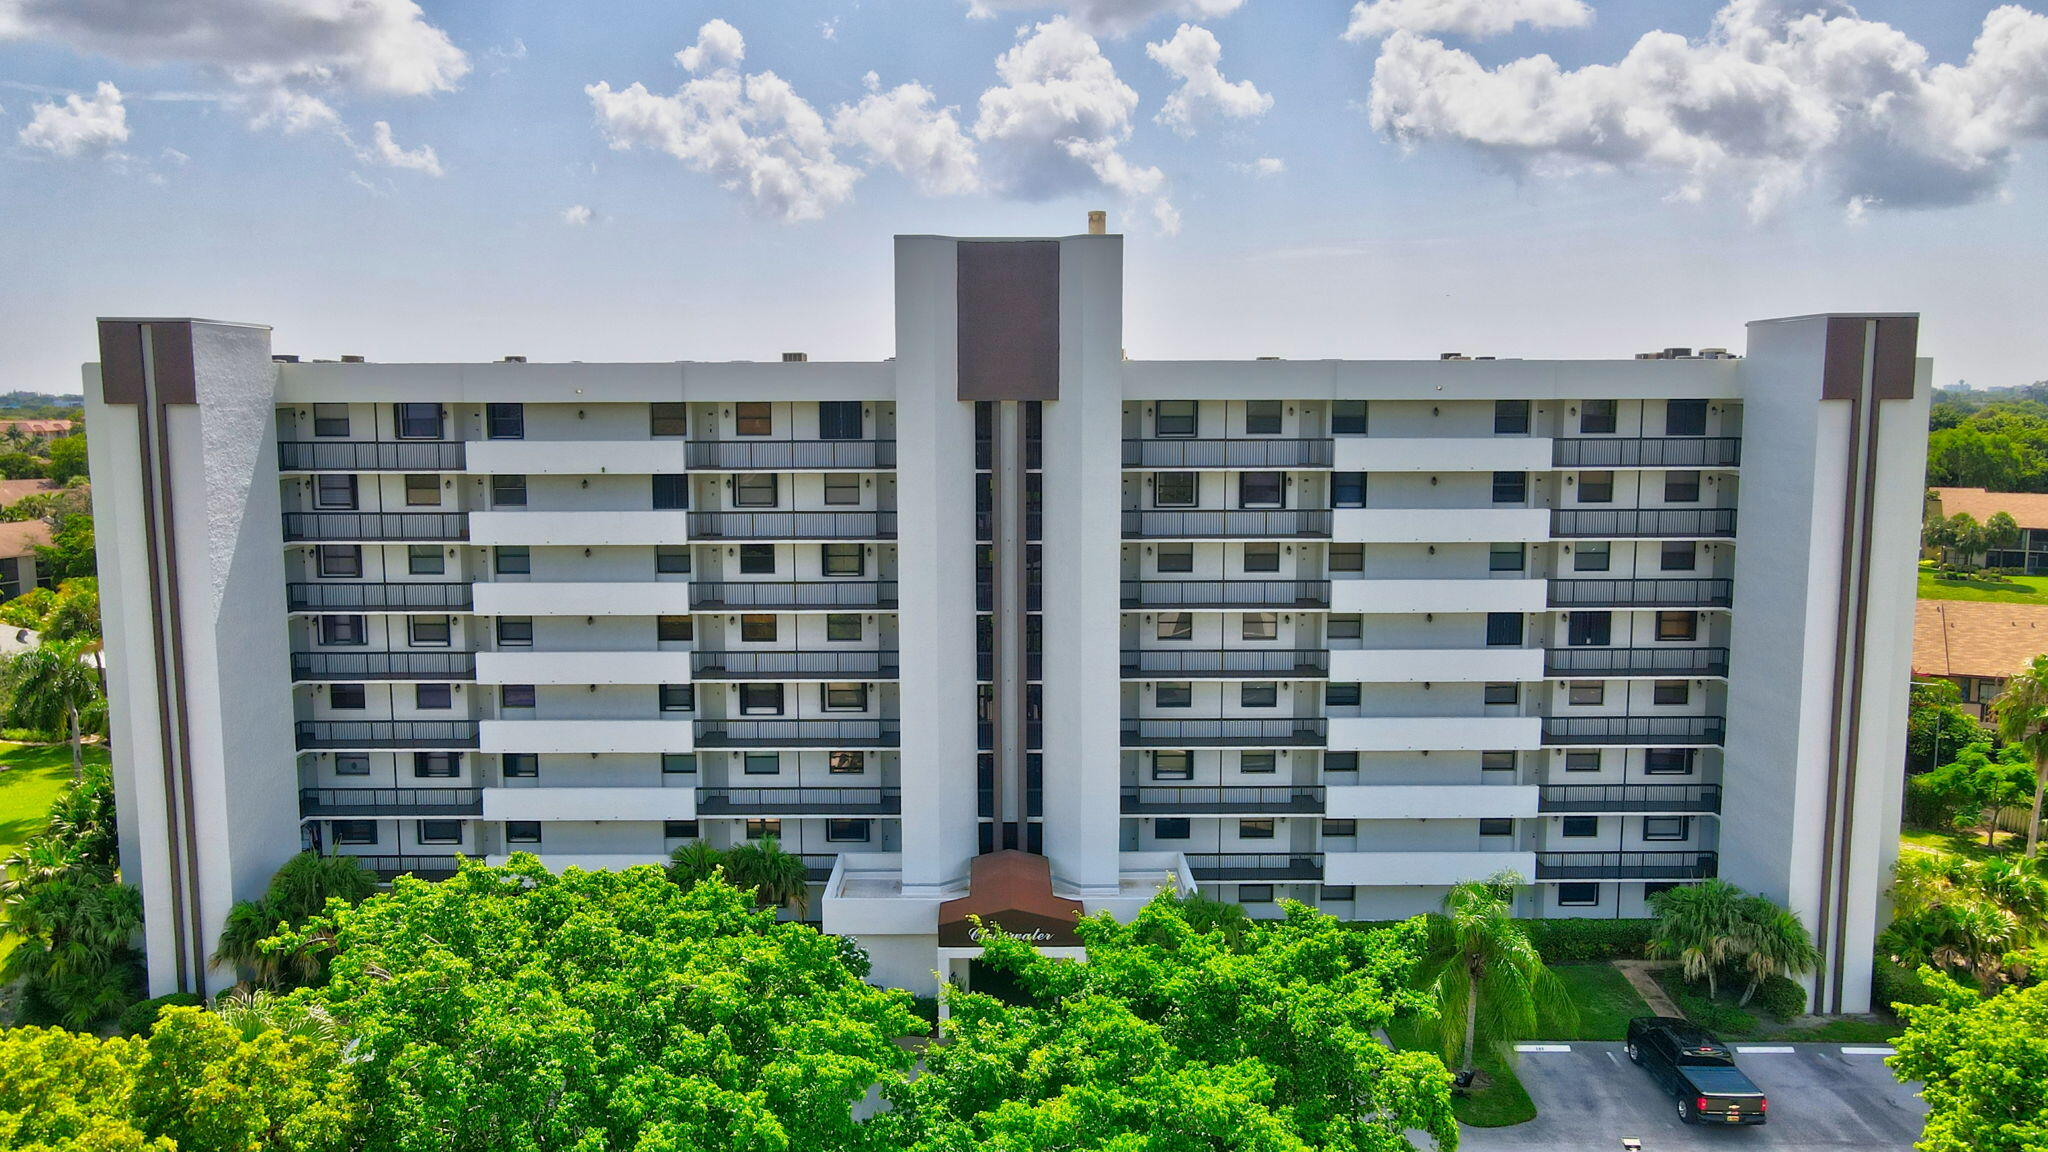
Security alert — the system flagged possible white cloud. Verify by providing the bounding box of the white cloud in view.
[1232,155,1285,176]
[1366,1,2048,217]
[17,81,128,157]
[245,87,341,134]
[821,18,839,41]
[676,18,744,74]
[562,204,593,226]
[833,73,983,195]
[1344,0,1591,41]
[352,120,442,175]
[161,146,190,165]
[1146,23,1271,135]
[964,0,1243,38]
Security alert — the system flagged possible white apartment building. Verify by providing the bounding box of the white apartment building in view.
[86,226,1928,1013]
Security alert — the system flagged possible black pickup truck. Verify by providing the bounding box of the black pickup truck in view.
[1626,1016,1768,1126]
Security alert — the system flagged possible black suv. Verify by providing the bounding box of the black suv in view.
[1625,1016,1768,1125]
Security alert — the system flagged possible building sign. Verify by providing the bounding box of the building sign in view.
[936,850,1085,949]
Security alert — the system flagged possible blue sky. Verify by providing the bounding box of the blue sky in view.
[2,0,2045,393]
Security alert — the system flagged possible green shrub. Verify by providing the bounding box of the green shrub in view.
[907,994,940,1033]
[1753,974,1808,1022]
[1522,918,1655,962]
[117,991,204,1036]
[1873,960,1945,1011]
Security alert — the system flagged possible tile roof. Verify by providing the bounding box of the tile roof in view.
[1929,487,2048,530]
[1914,598,2048,680]
[0,519,51,560]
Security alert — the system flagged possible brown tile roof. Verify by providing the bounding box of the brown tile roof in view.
[0,479,59,506]
[0,519,51,560]
[1914,599,2048,680]
[0,420,74,436]
[1929,487,2048,530]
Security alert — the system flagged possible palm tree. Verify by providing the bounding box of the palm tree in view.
[1417,875,1577,1081]
[211,986,341,1043]
[2,636,102,780]
[1731,898,1821,1007]
[211,852,377,988]
[1647,879,1746,998]
[667,841,727,889]
[1992,654,2048,856]
[723,836,811,914]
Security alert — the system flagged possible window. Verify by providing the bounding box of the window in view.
[495,547,530,575]
[1578,471,1615,503]
[1643,881,1682,900]
[1326,682,1361,707]
[491,475,527,507]
[825,614,862,641]
[1156,543,1193,573]
[1321,885,1358,901]
[745,819,781,840]
[1484,683,1518,705]
[504,753,539,778]
[827,818,872,842]
[1661,541,1696,572]
[1332,401,1367,435]
[660,684,696,712]
[1664,470,1701,503]
[1557,883,1601,907]
[1569,681,1605,706]
[1482,751,1516,772]
[1328,615,1362,640]
[739,684,785,714]
[1486,613,1524,646]
[506,821,542,844]
[1156,682,1193,708]
[650,403,689,437]
[334,820,377,845]
[1489,543,1525,572]
[1242,751,1277,774]
[1644,816,1690,841]
[1155,817,1192,840]
[395,403,443,440]
[334,753,370,776]
[501,684,536,708]
[314,474,358,509]
[653,474,689,510]
[1666,399,1708,437]
[1325,751,1358,774]
[821,543,863,576]
[656,546,692,574]
[1329,543,1363,572]
[824,473,861,506]
[1238,472,1284,508]
[1568,612,1612,646]
[1244,543,1280,573]
[1156,400,1198,437]
[1566,751,1601,772]
[1561,816,1599,837]
[1245,400,1283,435]
[1656,611,1697,641]
[662,753,697,775]
[733,474,778,507]
[1239,884,1275,903]
[664,820,700,839]
[403,474,440,506]
[1492,472,1527,504]
[320,615,367,645]
[312,403,350,437]
[1494,400,1529,434]
[413,752,459,778]
[829,751,866,774]
[1654,680,1690,706]
[1322,820,1357,837]
[415,684,452,710]
[496,617,533,647]
[1156,612,1193,641]
[486,403,524,439]
[735,402,773,436]
[1645,748,1695,775]
[740,614,777,642]
[1242,611,1278,641]
[658,615,694,642]
[1154,472,1197,507]
[1573,541,1611,572]
[1152,751,1192,780]
[1479,818,1514,837]
[823,683,868,711]
[1332,472,1366,508]
[409,616,451,646]
[1241,682,1278,707]
[318,546,363,578]
[744,752,780,775]
[1239,818,1276,840]
[1581,399,1617,434]
[408,544,445,575]
[740,545,777,575]
[818,401,863,440]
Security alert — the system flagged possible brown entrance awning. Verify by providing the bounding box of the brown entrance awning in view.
[936,851,1086,948]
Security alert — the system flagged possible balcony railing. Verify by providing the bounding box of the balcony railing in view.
[287,582,474,611]
[1123,438,1334,469]
[1120,718,1328,746]
[1553,438,1741,469]
[292,651,478,681]
[695,719,900,747]
[1121,649,1329,678]
[300,787,483,817]
[279,440,466,471]
[1550,509,1736,538]
[1184,853,1325,881]
[320,853,465,881]
[1537,784,1721,814]
[696,787,901,815]
[1121,580,1331,609]
[688,511,897,540]
[1541,716,1725,745]
[1534,851,1719,880]
[1544,647,1729,677]
[1547,579,1732,608]
[798,853,841,882]
[690,650,899,679]
[295,720,481,750]
[1122,785,1325,814]
[1122,510,1332,539]
[687,439,896,470]
[283,512,469,542]
[690,580,897,610]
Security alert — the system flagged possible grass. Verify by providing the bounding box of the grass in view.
[1901,826,2021,861]
[1651,969,1904,1044]
[1384,1013,1538,1128]
[1917,566,2048,604]
[1547,963,1656,1040]
[0,740,109,964]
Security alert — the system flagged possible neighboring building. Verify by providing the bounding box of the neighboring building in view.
[0,418,76,440]
[0,518,51,601]
[1927,487,2048,571]
[85,229,1929,1013]
[1911,599,2048,717]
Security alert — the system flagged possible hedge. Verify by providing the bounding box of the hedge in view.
[1872,961,1947,1011]
[117,992,205,1037]
[1753,973,1807,1022]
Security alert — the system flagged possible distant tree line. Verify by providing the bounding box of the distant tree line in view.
[1929,384,2048,492]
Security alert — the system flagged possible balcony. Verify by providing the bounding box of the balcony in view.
[696,787,901,815]
[1121,785,1324,814]
[1121,648,1328,678]
[695,719,901,748]
[691,580,897,610]
[1333,436,1551,473]
[471,582,690,617]
[1324,850,1537,887]
[1328,716,1543,752]
[1123,438,1333,469]
[479,719,692,755]
[299,787,482,817]
[1553,437,1741,469]
[1550,509,1737,539]
[1120,717,1327,747]
[1122,510,1331,539]
[463,439,688,476]
[283,512,468,542]
[800,854,841,882]
[322,853,464,881]
[1324,784,1538,820]
[295,720,480,750]
[1334,507,1552,544]
[292,651,477,681]
[689,511,897,540]
[1331,578,1547,615]
[1329,647,1543,684]
[1534,851,1719,880]
[691,650,899,679]
[482,786,695,822]
[1184,853,1324,881]
[688,439,896,470]
[1544,647,1729,677]
[287,582,474,612]
[1537,784,1722,814]
[468,510,692,547]
[1121,580,1330,610]
[1547,579,1733,609]
[474,651,689,685]
[1541,716,1725,745]
[279,440,465,472]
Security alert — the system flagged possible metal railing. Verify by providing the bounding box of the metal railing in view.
[1550,509,1737,538]
[1122,510,1332,539]
[1122,785,1325,813]
[1120,718,1328,745]
[1123,438,1334,468]
[687,439,896,470]
[695,719,901,747]
[1541,716,1725,745]
[295,720,481,750]
[1544,647,1729,677]
[287,582,474,611]
[1553,438,1741,469]
[798,854,841,881]
[691,650,899,678]
[1121,649,1329,677]
[1547,579,1732,608]
[688,511,897,539]
[1184,853,1325,881]
[1536,784,1722,814]
[1535,851,1719,880]
[291,651,478,681]
[690,580,897,609]
[279,440,466,471]
[696,787,901,815]
[300,788,483,816]
[320,853,466,881]
[283,512,469,542]
[1121,580,1331,609]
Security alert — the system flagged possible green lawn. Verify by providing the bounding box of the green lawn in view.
[0,741,109,963]
[1918,567,2048,603]
[1651,968,1903,1044]
[1548,963,1656,1041]
[1901,826,2019,861]
[1384,1014,1537,1128]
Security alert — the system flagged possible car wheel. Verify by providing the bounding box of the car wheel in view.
[1626,1042,1640,1064]
[1677,1097,1694,1125]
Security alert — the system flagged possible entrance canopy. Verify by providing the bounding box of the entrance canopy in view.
[936,851,1086,948]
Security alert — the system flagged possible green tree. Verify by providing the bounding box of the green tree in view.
[1909,680,1985,775]
[1950,512,1989,565]
[1993,654,2048,857]
[0,1024,164,1151]
[34,512,97,584]
[1890,970,2048,1151]
[0,759,140,1029]
[45,433,88,485]
[665,839,726,887]
[0,450,45,479]
[723,834,813,913]
[1884,853,2048,990]
[1416,876,1576,1080]
[1648,879,1747,998]
[3,636,105,780]
[1988,511,2024,558]
[1918,741,2039,844]
[212,852,377,989]
[1730,898,1821,1008]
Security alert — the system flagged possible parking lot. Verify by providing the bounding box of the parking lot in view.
[1455,1042,1927,1151]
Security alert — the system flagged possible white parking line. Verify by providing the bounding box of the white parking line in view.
[1514,1043,1572,1052]
[1840,1046,1896,1056]
[1735,1045,1795,1053]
